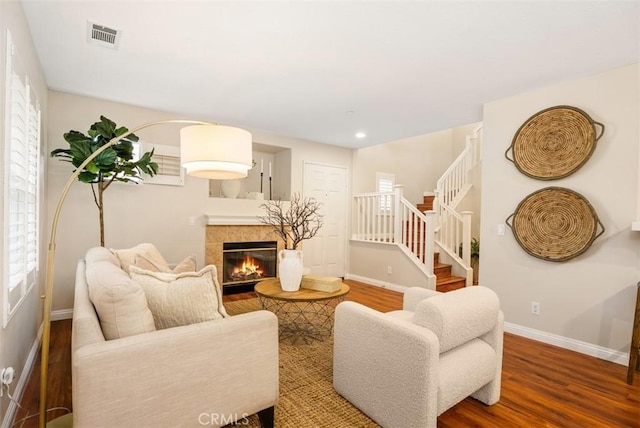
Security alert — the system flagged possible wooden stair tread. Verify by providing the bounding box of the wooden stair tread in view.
[437,282,465,293]
[436,275,466,285]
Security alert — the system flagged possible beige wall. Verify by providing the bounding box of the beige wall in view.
[351,128,456,204]
[480,64,639,355]
[47,91,353,312]
[348,241,432,289]
[0,1,48,423]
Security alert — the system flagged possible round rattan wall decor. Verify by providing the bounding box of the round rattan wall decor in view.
[505,105,605,180]
[506,187,604,262]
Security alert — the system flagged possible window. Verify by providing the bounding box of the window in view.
[3,30,41,326]
[132,142,184,186]
[376,172,394,213]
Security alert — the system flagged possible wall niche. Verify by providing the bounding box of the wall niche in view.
[209,143,292,201]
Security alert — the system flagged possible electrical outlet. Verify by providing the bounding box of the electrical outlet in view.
[531,301,540,315]
[387,266,392,275]
[1,367,14,385]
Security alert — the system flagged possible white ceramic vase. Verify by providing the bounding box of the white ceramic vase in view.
[278,249,304,292]
[221,178,241,199]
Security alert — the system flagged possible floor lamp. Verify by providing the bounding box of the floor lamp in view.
[39,120,253,428]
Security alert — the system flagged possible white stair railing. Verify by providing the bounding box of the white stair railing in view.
[433,126,482,286]
[353,185,436,288]
[352,126,481,288]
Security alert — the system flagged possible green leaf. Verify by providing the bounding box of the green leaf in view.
[69,140,93,161]
[50,148,71,157]
[78,171,98,183]
[93,116,117,138]
[94,148,118,168]
[63,130,91,145]
[113,141,134,160]
[85,162,100,174]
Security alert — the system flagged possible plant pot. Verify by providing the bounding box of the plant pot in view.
[472,259,479,285]
[278,249,303,292]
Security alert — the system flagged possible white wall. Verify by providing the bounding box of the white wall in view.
[481,63,639,357]
[0,1,48,424]
[47,91,353,312]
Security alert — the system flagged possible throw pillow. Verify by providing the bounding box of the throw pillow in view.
[130,264,228,329]
[110,243,169,274]
[134,254,197,274]
[85,247,156,340]
[172,255,198,273]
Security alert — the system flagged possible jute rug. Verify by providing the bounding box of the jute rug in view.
[223,298,379,428]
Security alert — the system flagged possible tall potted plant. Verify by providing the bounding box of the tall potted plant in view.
[259,194,324,291]
[51,116,158,246]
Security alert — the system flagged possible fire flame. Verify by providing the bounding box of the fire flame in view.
[230,256,264,281]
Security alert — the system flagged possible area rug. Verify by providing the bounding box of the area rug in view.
[223,298,379,428]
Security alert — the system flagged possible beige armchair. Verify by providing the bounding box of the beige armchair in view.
[333,286,504,428]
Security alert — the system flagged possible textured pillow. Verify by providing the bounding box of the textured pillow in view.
[85,247,156,340]
[134,254,197,274]
[130,264,228,329]
[110,243,169,274]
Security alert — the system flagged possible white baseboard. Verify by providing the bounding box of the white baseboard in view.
[344,275,629,366]
[505,322,629,366]
[344,273,409,294]
[1,324,43,428]
[51,309,73,321]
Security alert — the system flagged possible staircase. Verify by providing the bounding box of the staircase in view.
[352,126,481,292]
[416,195,466,292]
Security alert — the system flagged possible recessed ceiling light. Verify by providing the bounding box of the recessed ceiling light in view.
[355,132,366,139]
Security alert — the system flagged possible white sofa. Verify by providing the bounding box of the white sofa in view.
[333,286,504,428]
[72,247,279,428]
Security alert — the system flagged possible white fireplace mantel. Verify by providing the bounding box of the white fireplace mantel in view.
[206,215,263,225]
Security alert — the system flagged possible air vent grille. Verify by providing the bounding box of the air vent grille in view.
[87,22,120,49]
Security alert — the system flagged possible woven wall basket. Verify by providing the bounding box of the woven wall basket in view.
[505,105,605,180]
[506,187,604,262]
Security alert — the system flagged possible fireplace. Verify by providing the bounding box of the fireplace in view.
[222,241,277,294]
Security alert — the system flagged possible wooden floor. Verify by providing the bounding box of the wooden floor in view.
[14,280,640,427]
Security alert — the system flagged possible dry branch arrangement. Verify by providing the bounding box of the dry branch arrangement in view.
[259,193,324,249]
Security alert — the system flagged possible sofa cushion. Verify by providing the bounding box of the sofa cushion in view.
[134,254,197,274]
[85,247,156,340]
[110,243,169,274]
[130,264,228,329]
[413,286,499,353]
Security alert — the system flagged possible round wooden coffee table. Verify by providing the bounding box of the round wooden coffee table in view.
[254,278,350,343]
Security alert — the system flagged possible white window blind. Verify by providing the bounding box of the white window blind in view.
[4,30,41,325]
[139,143,184,186]
[376,172,395,213]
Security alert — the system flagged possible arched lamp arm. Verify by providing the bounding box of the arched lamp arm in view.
[39,119,213,428]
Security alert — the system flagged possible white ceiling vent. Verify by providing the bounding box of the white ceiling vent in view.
[87,22,121,49]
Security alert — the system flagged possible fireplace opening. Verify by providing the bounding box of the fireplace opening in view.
[222,241,277,294]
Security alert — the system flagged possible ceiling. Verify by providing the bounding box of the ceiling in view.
[21,1,640,149]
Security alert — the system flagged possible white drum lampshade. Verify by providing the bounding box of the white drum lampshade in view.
[180,125,253,179]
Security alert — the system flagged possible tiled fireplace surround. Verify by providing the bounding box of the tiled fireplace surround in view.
[204,216,287,286]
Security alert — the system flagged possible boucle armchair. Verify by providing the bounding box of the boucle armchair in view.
[333,286,504,428]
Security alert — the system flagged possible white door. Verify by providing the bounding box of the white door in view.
[303,162,348,277]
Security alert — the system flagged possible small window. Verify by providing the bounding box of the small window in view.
[376,172,395,213]
[132,142,184,186]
